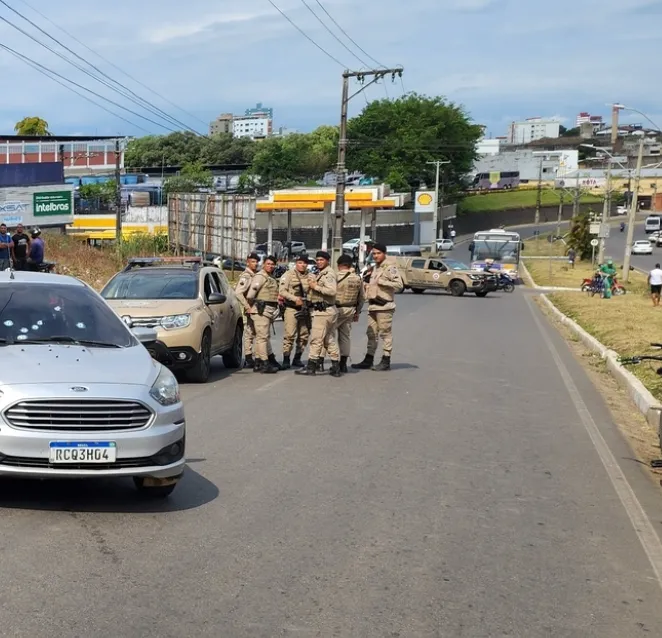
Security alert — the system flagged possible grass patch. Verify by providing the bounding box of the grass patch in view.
[459,189,602,213]
[521,236,568,257]
[46,233,170,290]
[548,289,662,401]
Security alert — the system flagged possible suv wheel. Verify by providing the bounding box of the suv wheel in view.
[449,279,466,297]
[475,290,488,297]
[222,323,243,369]
[133,477,177,498]
[411,288,425,294]
[186,329,212,383]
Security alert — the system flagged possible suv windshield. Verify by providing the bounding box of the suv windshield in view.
[0,283,135,347]
[444,259,471,270]
[101,270,198,300]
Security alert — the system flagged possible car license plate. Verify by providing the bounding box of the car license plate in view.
[49,442,117,464]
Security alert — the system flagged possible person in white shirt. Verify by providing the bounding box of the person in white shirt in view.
[648,263,662,307]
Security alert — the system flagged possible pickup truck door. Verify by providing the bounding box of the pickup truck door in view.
[424,259,450,288]
[405,258,427,287]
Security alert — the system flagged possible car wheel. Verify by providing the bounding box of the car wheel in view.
[411,288,425,294]
[449,279,466,297]
[475,290,488,297]
[186,329,212,383]
[133,477,177,498]
[223,323,243,369]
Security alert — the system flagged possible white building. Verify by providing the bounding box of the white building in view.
[232,114,272,139]
[473,148,578,182]
[476,137,501,155]
[508,117,561,144]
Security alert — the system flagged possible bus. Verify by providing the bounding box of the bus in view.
[468,229,523,280]
[470,171,520,191]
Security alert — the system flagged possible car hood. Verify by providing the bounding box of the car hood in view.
[0,344,158,386]
[104,299,201,317]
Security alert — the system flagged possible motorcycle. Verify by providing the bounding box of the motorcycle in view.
[495,271,515,293]
[581,273,626,296]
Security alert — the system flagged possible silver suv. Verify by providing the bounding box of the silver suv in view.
[0,270,186,498]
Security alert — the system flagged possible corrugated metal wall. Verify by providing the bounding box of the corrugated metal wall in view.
[168,193,256,260]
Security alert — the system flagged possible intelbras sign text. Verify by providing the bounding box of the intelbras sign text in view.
[33,191,72,217]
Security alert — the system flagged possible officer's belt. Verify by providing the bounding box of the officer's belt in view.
[335,303,356,307]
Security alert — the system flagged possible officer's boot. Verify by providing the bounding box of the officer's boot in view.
[253,358,264,373]
[295,359,317,376]
[281,354,291,370]
[262,357,279,374]
[317,358,325,372]
[291,351,304,368]
[329,360,342,377]
[339,356,349,374]
[244,355,254,369]
[371,355,391,371]
[268,354,282,371]
[351,354,374,370]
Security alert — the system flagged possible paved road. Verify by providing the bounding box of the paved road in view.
[2,292,662,637]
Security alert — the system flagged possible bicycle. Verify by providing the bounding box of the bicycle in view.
[619,343,662,376]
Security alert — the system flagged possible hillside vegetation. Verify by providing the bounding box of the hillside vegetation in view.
[459,189,603,214]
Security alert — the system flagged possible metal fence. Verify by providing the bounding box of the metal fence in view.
[168,193,256,261]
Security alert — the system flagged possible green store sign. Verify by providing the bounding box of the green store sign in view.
[33,191,72,217]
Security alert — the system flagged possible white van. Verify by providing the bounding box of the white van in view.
[645,216,661,234]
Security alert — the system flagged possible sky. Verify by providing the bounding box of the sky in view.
[0,0,660,138]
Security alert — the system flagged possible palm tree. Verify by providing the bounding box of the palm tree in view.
[14,117,51,136]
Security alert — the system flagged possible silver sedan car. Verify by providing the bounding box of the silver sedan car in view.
[0,270,186,498]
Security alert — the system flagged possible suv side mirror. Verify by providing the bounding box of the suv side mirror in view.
[207,292,226,305]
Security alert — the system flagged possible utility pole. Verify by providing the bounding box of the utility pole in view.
[556,190,565,238]
[332,67,404,265]
[114,138,122,244]
[427,159,451,244]
[622,137,644,282]
[611,105,620,147]
[597,158,612,264]
[534,156,543,234]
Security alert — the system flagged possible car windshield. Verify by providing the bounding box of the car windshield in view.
[101,271,198,300]
[444,259,471,270]
[471,240,520,264]
[0,283,135,347]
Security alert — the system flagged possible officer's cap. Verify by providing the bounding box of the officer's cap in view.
[296,253,309,262]
[316,250,330,260]
[372,242,387,253]
[337,254,353,267]
[247,252,260,261]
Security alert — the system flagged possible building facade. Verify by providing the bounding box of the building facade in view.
[209,113,233,136]
[473,148,579,182]
[508,117,561,144]
[245,102,273,119]
[232,115,272,139]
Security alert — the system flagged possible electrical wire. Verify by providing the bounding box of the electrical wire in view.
[298,0,368,67]
[313,0,385,68]
[265,0,348,67]
[0,0,201,134]
[14,0,209,128]
[0,42,180,132]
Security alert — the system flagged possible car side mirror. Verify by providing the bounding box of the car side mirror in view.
[132,327,157,345]
[207,292,226,305]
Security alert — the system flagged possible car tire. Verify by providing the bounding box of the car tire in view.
[475,290,489,297]
[411,288,425,294]
[223,323,243,369]
[133,477,177,498]
[449,280,466,297]
[186,329,212,383]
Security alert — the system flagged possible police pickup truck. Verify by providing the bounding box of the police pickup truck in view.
[395,256,496,297]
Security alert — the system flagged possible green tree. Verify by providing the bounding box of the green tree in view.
[346,93,482,193]
[79,180,117,205]
[163,160,213,194]
[567,210,593,260]
[14,116,51,136]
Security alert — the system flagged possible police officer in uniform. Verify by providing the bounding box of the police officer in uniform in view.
[296,251,341,377]
[278,253,310,369]
[245,256,281,373]
[335,254,365,373]
[352,242,403,371]
[234,252,260,368]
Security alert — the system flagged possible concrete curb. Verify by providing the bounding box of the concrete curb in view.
[520,259,584,293]
[538,294,662,436]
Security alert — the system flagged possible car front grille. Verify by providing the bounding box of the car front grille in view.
[3,399,153,432]
[126,316,161,329]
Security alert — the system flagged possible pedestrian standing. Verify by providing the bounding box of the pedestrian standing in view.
[450,228,456,240]
[352,243,404,371]
[649,263,662,307]
[0,223,13,271]
[335,254,365,373]
[11,223,30,271]
[567,247,576,270]
[234,252,260,368]
[245,256,281,373]
[279,253,311,369]
[296,251,341,377]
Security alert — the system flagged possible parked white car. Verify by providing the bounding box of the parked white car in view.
[435,238,454,252]
[632,240,654,255]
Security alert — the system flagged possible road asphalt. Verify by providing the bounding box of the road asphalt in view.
[1,290,662,636]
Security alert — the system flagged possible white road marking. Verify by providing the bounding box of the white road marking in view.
[526,294,662,591]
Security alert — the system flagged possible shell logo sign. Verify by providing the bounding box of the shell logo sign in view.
[414,191,436,213]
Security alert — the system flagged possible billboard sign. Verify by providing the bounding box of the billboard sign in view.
[414,191,435,213]
[34,191,73,217]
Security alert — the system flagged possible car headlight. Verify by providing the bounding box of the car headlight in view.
[468,274,482,280]
[160,314,191,330]
[149,365,181,406]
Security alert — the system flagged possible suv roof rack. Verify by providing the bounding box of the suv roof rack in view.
[122,256,208,272]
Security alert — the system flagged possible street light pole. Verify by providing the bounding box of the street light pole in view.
[598,158,612,264]
[427,159,450,243]
[622,137,645,282]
